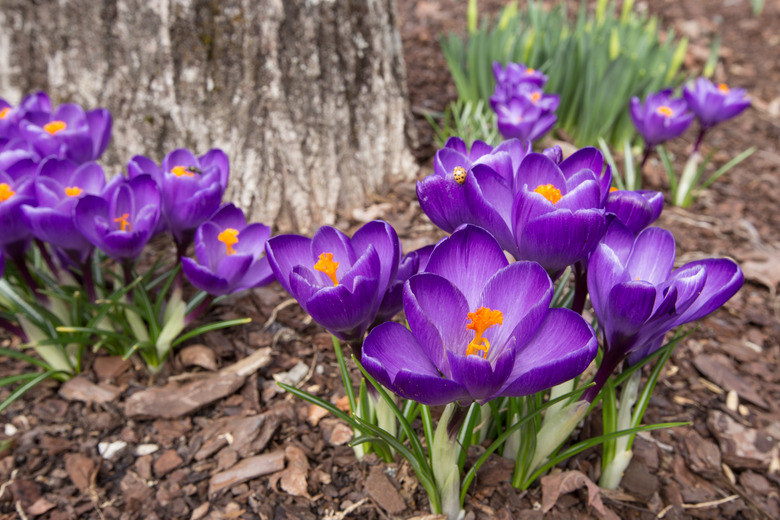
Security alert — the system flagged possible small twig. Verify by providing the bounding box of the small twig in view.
[657,495,739,518]
[321,497,369,520]
[262,298,298,330]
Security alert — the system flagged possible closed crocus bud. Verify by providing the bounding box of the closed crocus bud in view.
[181,203,274,296]
[630,89,693,148]
[21,158,107,261]
[361,225,597,406]
[265,220,401,343]
[74,174,161,261]
[159,148,229,248]
[18,103,112,164]
[683,77,750,130]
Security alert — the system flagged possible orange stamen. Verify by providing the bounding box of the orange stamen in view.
[534,183,562,204]
[114,213,131,231]
[218,228,240,256]
[465,307,503,359]
[609,186,618,192]
[314,252,339,286]
[530,91,542,103]
[0,183,15,202]
[717,83,730,93]
[526,68,535,74]
[65,186,83,197]
[43,120,67,135]
[0,107,10,119]
[656,105,674,118]
[171,165,195,177]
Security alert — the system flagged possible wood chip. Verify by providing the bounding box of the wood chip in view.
[541,470,619,520]
[726,390,739,411]
[64,453,95,492]
[179,344,219,371]
[275,445,310,499]
[208,450,285,497]
[693,354,768,408]
[59,377,121,404]
[92,356,132,382]
[124,373,245,419]
[365,464,406,514]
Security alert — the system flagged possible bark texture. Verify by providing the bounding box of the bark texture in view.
[0,0,416,232]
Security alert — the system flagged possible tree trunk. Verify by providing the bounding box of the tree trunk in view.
[0,0,416,233]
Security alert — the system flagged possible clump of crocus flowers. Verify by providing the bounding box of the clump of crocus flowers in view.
[1,88,746,520]
[490,62,559,143]
[628,77,752,205]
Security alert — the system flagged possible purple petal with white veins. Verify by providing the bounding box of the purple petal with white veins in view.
[209,203,247,231]
[182,257,231,295]
[404,273,470,374]
[265,234,313,294]
[500,308,597,396]
[362,323,470,406]
[448,348,514,403]
[424,225,508,307]
[515,153,567,193]
[674,258,743,324]
[311,226,356,272]
[518,209,606,272]
[477,261,553,352]
[214,253,253,287]
[352,220,400,293]
[234,223,271,256]
[627,227,675,283]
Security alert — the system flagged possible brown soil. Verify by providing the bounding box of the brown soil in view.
[2,1,780,519]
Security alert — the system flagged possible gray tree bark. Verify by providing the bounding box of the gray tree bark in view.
[0,0,416,233]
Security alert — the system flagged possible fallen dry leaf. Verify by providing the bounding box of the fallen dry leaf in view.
[208,450,285,496]
[59,377,121,404]
[541,470,619,520]
[366,464,406,514]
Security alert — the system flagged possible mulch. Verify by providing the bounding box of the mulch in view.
[2,0,779,518]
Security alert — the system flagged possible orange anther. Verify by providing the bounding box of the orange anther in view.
[533,183,562,204]
[218,228,240,256]
[114,213,131,231]
[465,307,503,358]
[43,120,67,135]
[314,252,339,286]
[65,186,83,197]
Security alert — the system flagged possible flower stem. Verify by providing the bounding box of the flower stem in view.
[433,403,464,520]
[600,369,641,489]
[571,261,588,315]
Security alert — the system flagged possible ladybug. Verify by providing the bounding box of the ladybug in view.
[453,166,467,185]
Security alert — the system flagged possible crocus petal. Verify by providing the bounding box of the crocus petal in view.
[302,274,380,339]
[517,209,606,272]
[362,322,471,406]
[423,225,508,307]
[500,308,597,396]
[605,281,657,341]
[265,234,314,294]
[182,257,231,295]
[477,261,553,352]
[674,258,743,323]
[73,194,109,248]
[351,220,400,294]
[448,348,514,403]
[404,273,470,374]
[627,227,675,284]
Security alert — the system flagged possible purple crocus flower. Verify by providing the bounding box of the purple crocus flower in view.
[604,189,664,234]
[361,225,597,406]
[265,220,401,342]
[181,203,274,296]
[511,152,607,275]
[21,158,107,261]
[683,78,750,131]
[417,137,530,257]
[18,103,112,164]
[495,95,559,144]
[630,89,693,148]
[0,92,52,144]
[0,159,38,258]
[584,221,743,401]
[159,148,229,248]
[489,62,548,110]
[73,175,161,261]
